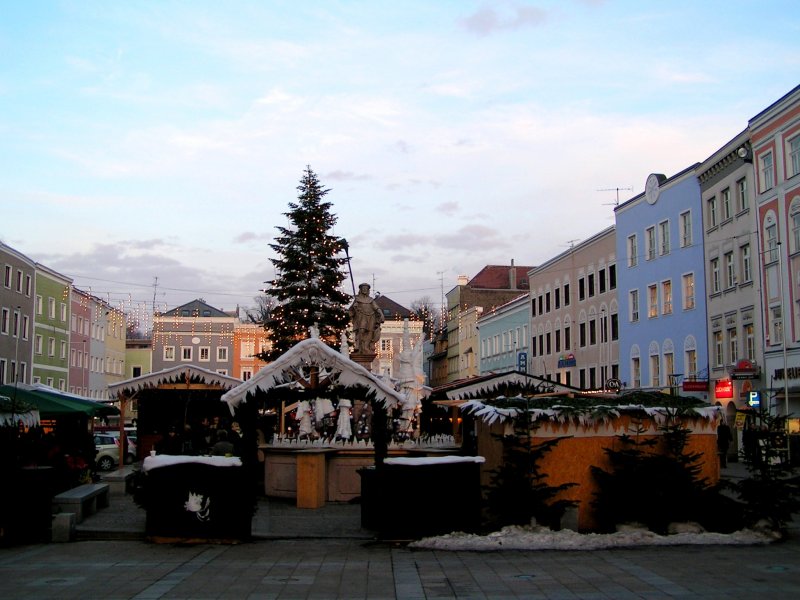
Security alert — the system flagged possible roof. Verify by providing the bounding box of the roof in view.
[374,295,413,319]
[108,364,243,395]
[159,299,230,318]
[221,336,406,410]
[435,371,584,400]
[469,265,534,289]
[0,383,119,417]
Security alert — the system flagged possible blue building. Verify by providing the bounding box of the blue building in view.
[615,167,709,396]
[478,293,529,375]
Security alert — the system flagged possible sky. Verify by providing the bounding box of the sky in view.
[1,1,799,332]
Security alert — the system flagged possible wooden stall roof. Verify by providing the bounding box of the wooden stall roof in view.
[221,336,406,411]
[108,364,243,397]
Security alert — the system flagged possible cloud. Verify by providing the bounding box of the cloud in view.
[436,201,460,215]
[233,231,270,244]
[326,170,372,181]
[460,3,548,36]
[375,234,431,250]
[436,225,510,252]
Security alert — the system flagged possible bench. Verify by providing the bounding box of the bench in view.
[52,483,110,523]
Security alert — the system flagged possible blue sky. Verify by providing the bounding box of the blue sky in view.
[1,0,798,329]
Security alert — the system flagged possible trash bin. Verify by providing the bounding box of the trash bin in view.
[359,456,484,539]
[140,456,252,543]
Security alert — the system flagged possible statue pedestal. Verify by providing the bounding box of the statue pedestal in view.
[349,352,377,372]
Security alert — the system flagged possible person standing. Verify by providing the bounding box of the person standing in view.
[717,420,733,468]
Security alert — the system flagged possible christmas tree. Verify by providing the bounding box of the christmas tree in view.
[260,166,351,360]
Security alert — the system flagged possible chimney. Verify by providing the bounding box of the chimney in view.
[509,259,516,289]
[457,275,469,286]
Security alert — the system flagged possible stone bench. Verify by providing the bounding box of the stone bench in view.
[52,483,110,523]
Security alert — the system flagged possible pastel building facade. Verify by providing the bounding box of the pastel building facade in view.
[32,264,72,391]
[528,226,618,389]
[750,85,800,422]
[0,242,36,385]
[478,294,527,375]
[698,130,763,412]
[615,168,708,394]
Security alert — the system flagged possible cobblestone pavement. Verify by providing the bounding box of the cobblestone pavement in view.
[1,462,798,599]
[1,535,800,599]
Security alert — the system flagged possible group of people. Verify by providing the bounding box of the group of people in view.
[155,417,243,457]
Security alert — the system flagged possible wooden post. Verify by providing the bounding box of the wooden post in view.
[296,451,327,509]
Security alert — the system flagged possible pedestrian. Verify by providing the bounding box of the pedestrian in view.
[717,420,733,468]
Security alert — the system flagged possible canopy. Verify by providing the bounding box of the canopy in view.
[0,384,120,418]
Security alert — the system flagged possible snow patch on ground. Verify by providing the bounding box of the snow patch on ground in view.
[408,525,778,551]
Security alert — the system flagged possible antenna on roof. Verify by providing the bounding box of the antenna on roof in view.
[564,239,579,249]
[597,186,633,206]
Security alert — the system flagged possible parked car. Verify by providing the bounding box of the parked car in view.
[93,433,136,471]
[94,434,122,471]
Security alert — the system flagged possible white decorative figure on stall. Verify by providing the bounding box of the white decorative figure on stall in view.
[184,491,211,521]
[396,320,424,437]
[314,397,335,436]
[336,399,353,440]
[296,400,314,439]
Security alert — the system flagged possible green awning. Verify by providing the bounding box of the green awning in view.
[0,384,119,418]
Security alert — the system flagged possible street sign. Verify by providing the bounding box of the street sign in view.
[517,352,527,373]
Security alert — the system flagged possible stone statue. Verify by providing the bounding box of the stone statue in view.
[348,283,384,354]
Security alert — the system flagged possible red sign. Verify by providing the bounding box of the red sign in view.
[714,379,734,399]
[682,380,708,392]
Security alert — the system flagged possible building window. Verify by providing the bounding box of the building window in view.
[609,264,616,289]
[728,328,738,365]
[599,268,606,294]
[648,284,658,318]
[686,348,697,377]
[789,135,800,178]
[242,369,253,381]
[589,319,596,345]
[650,354,660,387]
[611,313,619,340]
[164,346,175,361]
[25,275,31,296]
[646,226,656,260]
[181,347,192,361]
[772,306,783,345]
[760,151,774,191]
[545,292,551,312]
[60,303,67,322]
[737,177,749,212]
[579,278,585,301]
[680,211,692,247]
[555,288,560,309]
[48,337,55,357]
[35,334,42,354]
[721,188,732,221]
[564,284,570,305]
[745,323,755,360]
[724,252,735,289]
[714,331,723,367]
[627,234,638,267]
[793,209,800,253]
[630,290,639,322]
[60,340,67,359]
[631,357,641,388]
[707,196,718,227]
[564,326,571,350]
[710,258,720,293]
[199,347,210,361]
[766,223,778,263]
[3,265,10,288]
[682,273,695,310]
[588,274,595,297]
[381,338,393,352]
[579,322,586,347]
[741,244,752,283]
[48,298,56,319]
[217,347,229,361]
[531,299,536,316]
[659,220,670,255]
[555,329,561,353]
[661,280,672,315]
[0,308,8,335]
[15,270,22,292]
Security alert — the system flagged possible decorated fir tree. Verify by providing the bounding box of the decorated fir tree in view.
[260,166,351,360]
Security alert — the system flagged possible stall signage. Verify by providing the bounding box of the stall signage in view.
[517,352,527,373]
[715,379,734,399]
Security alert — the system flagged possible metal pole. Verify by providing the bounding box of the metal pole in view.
[778,242,790,461]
